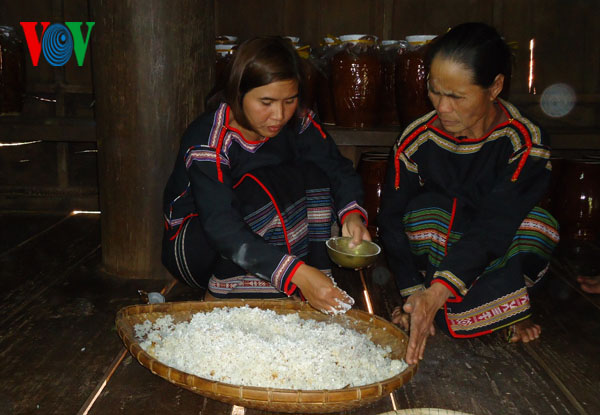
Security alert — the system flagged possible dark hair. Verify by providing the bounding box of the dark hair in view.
[207,36,306,130]
[427,22,512,90]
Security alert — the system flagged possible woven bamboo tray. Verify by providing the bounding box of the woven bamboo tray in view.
[116,299,418,413]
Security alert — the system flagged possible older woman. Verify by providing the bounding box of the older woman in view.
[161,36,370,314]
[379,22,559,364]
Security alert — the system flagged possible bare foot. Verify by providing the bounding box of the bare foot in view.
[508,319,541,343]
[391,305,410,331]
[577,275,600,294]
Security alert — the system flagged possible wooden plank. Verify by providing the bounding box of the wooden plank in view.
[521,268,600,414]
[215,0,285,40]
[359,258,585,414]
[328,126,399,147]
[391,329,581,414]
[85,253,594,415]
[87,353,233,415]
[551,258,600,310]
[390,0,493,40]
[0,214,101,326]
[0,210,167,414]
[0,116,96,142]
[0,252,166,414]
[0,211,65,255]
[380,0,395,40]
[0,188,99,212]
[0,116,596,149]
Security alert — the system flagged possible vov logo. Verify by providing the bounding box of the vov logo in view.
[20,22,95,67]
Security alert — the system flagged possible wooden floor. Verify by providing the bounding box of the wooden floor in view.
[1,211,599,415]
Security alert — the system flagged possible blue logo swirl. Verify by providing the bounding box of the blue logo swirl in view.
[42,23,73,66]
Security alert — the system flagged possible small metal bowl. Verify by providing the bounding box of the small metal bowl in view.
[326,237,381,269]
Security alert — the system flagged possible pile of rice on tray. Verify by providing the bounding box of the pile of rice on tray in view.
[134,305,409,390]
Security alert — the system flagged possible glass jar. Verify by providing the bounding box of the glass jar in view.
[293,43,318,111]
[0,26,26,115]
[214,43,237,91]
[555,159,600,242]
[215,35,238,45]
[357,151,389,237]
[379,40,406,126]
[554,158,600,274]
[314,37,339,124]
[395,35,437,128]
[331,34,382,128]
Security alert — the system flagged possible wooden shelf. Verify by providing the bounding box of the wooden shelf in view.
[0,116,96,143]
[0,116,596,149]
[326,124,401,147]
[327,124,599,149]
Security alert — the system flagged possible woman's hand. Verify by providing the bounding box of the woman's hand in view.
[291,264,354,314]
[341,212,371,247]
[403,283,452,364]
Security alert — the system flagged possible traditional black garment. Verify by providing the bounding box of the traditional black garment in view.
[162,103,366,298]
[379,99,559,337]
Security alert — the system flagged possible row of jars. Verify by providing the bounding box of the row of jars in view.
[214,34,438,129]
[540,156,600,275]
[358,151,600,275]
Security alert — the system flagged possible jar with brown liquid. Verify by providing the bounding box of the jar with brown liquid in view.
[395,35,437,128]
[331,34,382,128]
[214,43,237,91]
[379,40,406,126]
[314,37,339,124]
[554,158,600,274]
[293,42,318,111]
[555,159,600,241]
[0,26,25,115]
[357,151,389,237]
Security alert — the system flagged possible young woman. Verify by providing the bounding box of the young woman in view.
[379,22,560,364]
[162,36,370,314]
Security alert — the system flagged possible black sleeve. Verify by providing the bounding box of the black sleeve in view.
[186,145,303,295]
[294,112,367,223]
[378,147,424,298]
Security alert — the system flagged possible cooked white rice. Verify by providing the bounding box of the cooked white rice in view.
[134,305,407,390]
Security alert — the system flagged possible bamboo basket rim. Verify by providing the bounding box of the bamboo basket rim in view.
[116,299,418,413]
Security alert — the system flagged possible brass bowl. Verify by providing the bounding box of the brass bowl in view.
[326,237,381,269]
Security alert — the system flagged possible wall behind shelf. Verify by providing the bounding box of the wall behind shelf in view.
[0,0,599,212]
[215,0,600,134]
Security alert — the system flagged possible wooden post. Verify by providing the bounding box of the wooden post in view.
[90,0,214,278]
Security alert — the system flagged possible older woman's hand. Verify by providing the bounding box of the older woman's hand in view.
[341,212,371,248]
[403,283,452,364]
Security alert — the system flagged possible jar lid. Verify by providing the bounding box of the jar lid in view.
[215,44,237,55]
[284,36,300,45]
[339,34,378,44]
[295,44,311,58]
[406,35,437,46]
[216,35,238,44]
